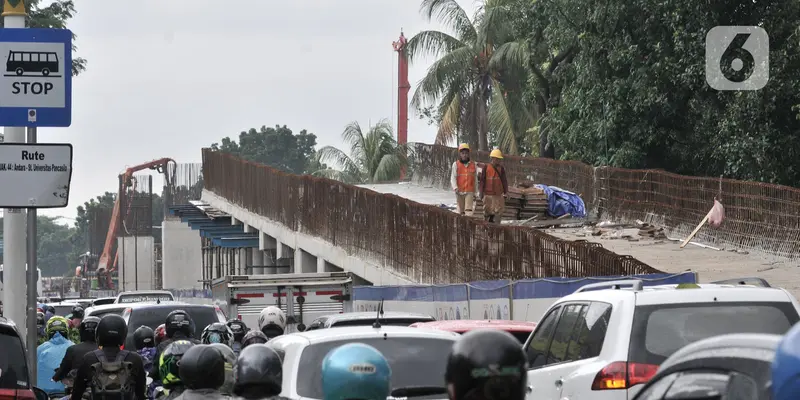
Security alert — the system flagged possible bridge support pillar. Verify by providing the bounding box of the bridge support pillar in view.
[250,249,264,275]
[295,249,316,274]
[318,258,341,273]
[276,242,294,273]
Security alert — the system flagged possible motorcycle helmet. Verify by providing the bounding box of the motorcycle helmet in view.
[154,323,168,345]
[179,344,226,390]
[321,343,391,400]
[45,315,69,339]
[445,329,528,400]
[226,318,248,343]
[209,342,236,395]
[159,339,196,387]
[165,309,195,338]
[233,344,282,396]
[96,314,128,347]
[133,325,156,350]
[71,305,85,319]
[78,316,101,342]
[258,306,286,339]
[202,322,234,347]
[241,330,268,348]
[773,322,800,399]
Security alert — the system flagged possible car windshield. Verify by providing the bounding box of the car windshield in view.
[296,337,453,399]
[124,306,222,348]
[330,318,433,328]
[629,301,799,365]
[0,326,30,389]
[52,305,74,316]
[453,330,530,344]
[87,307,125,318]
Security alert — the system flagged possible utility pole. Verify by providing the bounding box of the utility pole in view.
[2,0,28,345]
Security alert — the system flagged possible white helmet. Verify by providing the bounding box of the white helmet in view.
[258,306,286,331]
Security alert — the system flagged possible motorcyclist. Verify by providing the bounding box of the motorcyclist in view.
[445,329,528,400]
[257,306,286,340]
[320,343,390,400]
[201,323,234,347]
[36,311,47,345]
[151,310,201,382]
[133,325,158,375]
[66,306,84,343]
[208,343,236,396]
[71,314,146,400]
[174,345,229,400]
[53,316,100,392]
[37,315,75,395]
[772,322,800,399]
[157,340,197,400]
[225,319,247,355]
[233,344,285,400]
[240,331,268,349]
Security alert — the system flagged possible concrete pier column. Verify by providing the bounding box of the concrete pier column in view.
[251,249,264,275]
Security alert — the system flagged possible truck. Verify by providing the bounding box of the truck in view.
[211,272,354,333]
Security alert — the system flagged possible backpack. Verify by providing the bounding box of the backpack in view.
[89,350,135,400]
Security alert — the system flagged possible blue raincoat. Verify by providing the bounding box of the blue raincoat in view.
[37,332,75,394]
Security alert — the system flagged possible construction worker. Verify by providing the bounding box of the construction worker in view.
[478,149,508,223]
[450,143,478,216]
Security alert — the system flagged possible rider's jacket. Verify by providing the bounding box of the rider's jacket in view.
[37,332,74,394]
[174,388,229,400]
[53,341,99,382]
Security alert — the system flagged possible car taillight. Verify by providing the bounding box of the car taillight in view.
[0,388,36,400]
[237,314,241,320]
[591,361,658,390]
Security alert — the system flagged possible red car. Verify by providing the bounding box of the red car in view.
[409,319,536,343]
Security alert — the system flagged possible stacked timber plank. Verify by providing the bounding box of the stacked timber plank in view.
[472,183,549,220]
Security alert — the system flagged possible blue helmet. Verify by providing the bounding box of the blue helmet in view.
[321,343,391,400]
[773,322,800,399]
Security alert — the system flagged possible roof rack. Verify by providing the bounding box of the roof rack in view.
[574,279,644,293]
[709,277,771,287]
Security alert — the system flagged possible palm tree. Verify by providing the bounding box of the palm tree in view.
[405,0,533,153]
[312,119,408,184]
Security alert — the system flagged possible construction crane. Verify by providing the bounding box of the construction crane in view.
[97,158,176,289]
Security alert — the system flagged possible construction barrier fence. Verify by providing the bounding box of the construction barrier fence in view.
[412,143,800,260]
[201,149,662,284]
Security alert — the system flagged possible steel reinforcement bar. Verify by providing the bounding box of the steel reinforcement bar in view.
[201,149,661,284]
[412,143,800,259]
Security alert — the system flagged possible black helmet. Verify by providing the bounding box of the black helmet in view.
[179,344,226,390]
[96,314,128,347]
[226,319,248,342]
[202,322,233,347]
[233,344,282,396]
[71,305,85,319]
[133,325,156,350]
[45,305,55,315]
[445,329,528,400]
[79,316,100,342]
[159,340,196,387]
[165,309,195,338]
[241,330,268,348]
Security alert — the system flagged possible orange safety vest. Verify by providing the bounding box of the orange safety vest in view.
[484,164,504,195]
[456,161,477,192]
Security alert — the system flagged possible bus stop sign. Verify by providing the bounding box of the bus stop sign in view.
[0,28,72,127]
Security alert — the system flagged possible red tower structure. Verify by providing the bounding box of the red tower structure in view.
[393,30,410,179]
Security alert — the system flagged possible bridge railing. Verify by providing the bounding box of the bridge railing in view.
[201,149,662,284]
[412,143,800,260]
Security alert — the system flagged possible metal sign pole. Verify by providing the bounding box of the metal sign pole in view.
[26,126,37,379]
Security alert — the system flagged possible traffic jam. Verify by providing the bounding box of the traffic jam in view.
[2,272,795,400]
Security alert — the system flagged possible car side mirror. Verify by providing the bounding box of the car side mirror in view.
[32,387,48,400]
[297,323,306,332]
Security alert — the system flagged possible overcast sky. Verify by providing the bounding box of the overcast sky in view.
[30,0,480,223]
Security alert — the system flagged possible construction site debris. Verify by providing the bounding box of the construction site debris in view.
[474,184,550,220]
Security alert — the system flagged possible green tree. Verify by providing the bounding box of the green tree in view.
[539,0,800,183]
[406,0,533,153]
[211,125,323,174]
[313,119,408,184]
[0,216,75,277]
[3,0,88,76]
[69,192,115,264]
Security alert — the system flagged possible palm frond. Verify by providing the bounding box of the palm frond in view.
[340,121,367,169]
[489,41,530,73]
[372,153,406,182]
[411,46,476,110]
[436,92,462,145]
[316,145,362,180]
[311,168,363,184]
[405,30,465,65]
[419,0,477,43]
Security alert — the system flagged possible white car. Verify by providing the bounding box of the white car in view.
[267,325,460,400]
[523,279,800,400]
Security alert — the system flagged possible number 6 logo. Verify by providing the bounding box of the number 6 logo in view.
[705,26,769,91]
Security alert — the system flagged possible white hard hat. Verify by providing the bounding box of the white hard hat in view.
[258,306,286,330]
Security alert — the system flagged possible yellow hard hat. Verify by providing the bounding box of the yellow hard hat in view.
[458,143,470,151]
[490,149,503,159]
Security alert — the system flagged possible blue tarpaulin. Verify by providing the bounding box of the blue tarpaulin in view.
[534,184,587,218]
[37,332,74,394]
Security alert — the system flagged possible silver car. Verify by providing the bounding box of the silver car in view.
[267,325,460,400]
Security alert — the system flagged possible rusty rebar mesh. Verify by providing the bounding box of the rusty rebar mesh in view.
[165,162,204,207]
[87,206,113,257]
[119,174,153,237]
[202,149,661,283]
[411,144,800,260]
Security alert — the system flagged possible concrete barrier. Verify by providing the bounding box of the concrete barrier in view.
[353,272,697,322]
